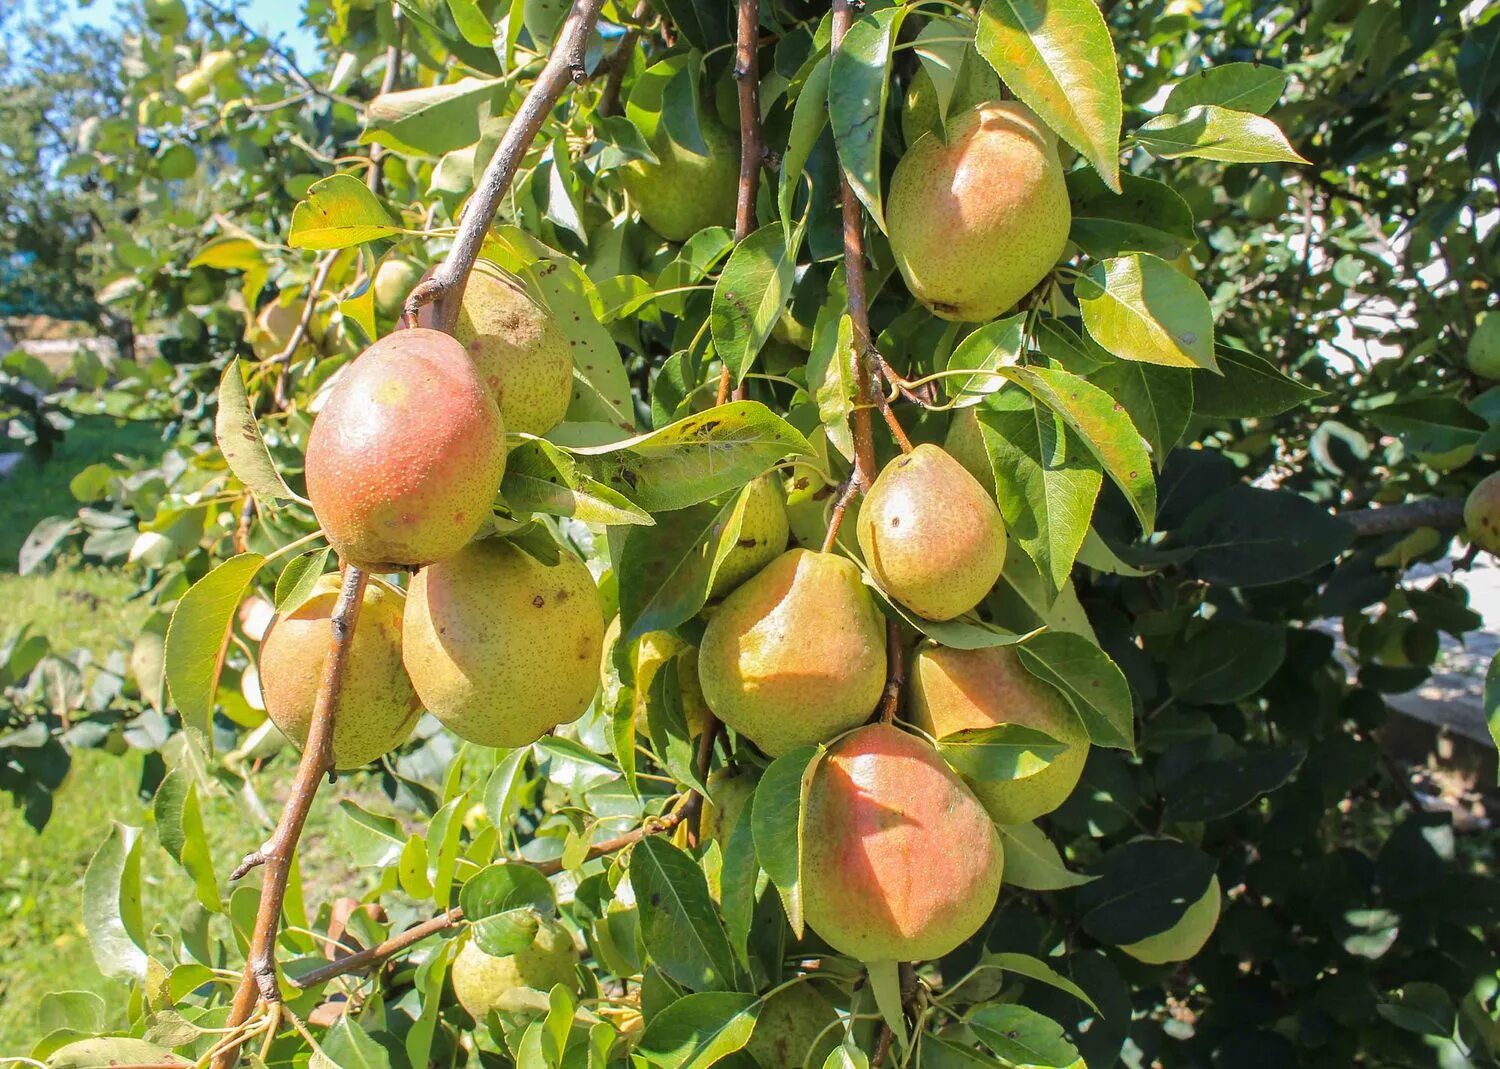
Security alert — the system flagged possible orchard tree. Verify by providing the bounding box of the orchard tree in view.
[8,0,1500,1067]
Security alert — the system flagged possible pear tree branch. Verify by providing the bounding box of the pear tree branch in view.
[1341,497,1465,535]
[716,0,767,407]
[403,0,607,332]
[214,567,369,1069]
[365,5,404,197]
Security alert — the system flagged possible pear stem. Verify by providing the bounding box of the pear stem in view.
[877,619,906,724]
[402,0,607,332]
[716,0,766,407]
[214,566,368,1069]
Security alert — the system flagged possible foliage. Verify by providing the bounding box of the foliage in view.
[2,0,1498,1066]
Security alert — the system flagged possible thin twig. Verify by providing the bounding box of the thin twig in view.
[597,0,651,117]
[287,803,692,989]
[877,619,905,724]
[404,0,607,332]
[820,475,862,554]
[1341,497,1465,536]
[684,717,722,846]
[715,0,765,408]
[366,5,404,196]
[214,567,369,1069]
[269,254,336,409]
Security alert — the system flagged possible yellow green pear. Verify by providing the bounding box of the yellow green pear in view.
[888,102,1071,322]
[622,104,738,242]
[908,643,1089,824]
[258,576,421,769]
[710,474,790,599]
[1464,472,1500,554]
[901,54,1003,145]
[403,539,605,747]
[1468,312,1500,379]
[697,549,886,756]
[1119,875,1222,964]
[373,257,423,318]
[417,260,573,436]
[744,985,841,1068]
[451,917,580,1018]
[944,408,991,490]
[599,617,710,738]
[857,444,1006,621]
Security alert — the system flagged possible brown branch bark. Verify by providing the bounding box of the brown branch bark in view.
[366,5,404,197]
[404,0,607,332]
[597,0,651,118]
[684,717,722,846]
[877,619,905,724]
[716,0,765,408]
[269,254,336,411]
[213,567,369,1069]
[286,804,691,990]
[1341,497,1465,536]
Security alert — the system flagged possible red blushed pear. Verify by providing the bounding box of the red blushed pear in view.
[803,724,1004,962]
[304,328,506,570]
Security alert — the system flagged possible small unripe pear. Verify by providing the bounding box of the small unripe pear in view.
[744,985,840,1068]
[145,0,188,35]
[258,577,420,769]
[710,474,790,599]
[304,329,507,570]
[1465,472,1500,554]
[857,444,1006,621]
[250,300,306,360]
[943,409,991,489]
[404,538,605,747]
[1468,312,1500,380]
[908,644,1089,824]
[451,918,580,1019]
[623,113,739,242]
[373,257,423,318]
[600,618,710,738]
[888,102,1071,322]
[901,58,1002,145]
[1119,875,1221,964]
[417,261,573,436]
[698,549,886,756]
[803,724,1003,961]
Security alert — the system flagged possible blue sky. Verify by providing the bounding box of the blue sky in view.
[59,0,320,64]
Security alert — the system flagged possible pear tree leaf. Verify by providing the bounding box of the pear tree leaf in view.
[83,823,147,981]
[215,358,296,504]
[752,745,821,939]
[1016,631,1134,751]
[1164,62,1290,115]
[711,224,797,383]
[1077,253,1217,371]
[636,992,761,1069]
[163,553,266,736]
[829,6,913,230]
[502,438,654,526]
[1137,104,1309,164]
[289,174,404,250]
[946,315,1027,407]
[631,837,740,991]
[779,54,831,227]
[996,823,1095,891]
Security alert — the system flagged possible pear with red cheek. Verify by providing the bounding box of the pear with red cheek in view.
[802,724,1004,961]
[304,328,506,570]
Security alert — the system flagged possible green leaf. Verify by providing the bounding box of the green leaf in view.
[503,438,653,526]
[996,824,1093,891]
[1193,347,1321,418]
[969,1004,1082,1068]
[946,315,1027,407]
[636,992,761,1069]
[868,959,908,1048]
[1067,171,1197,260]
[1487,653,1499,783]
[1162,745,1307,822]
[779,54,831,227]
[1164,62,1290,115]
[1177,485,1353,587]
[1076,838,1215,944]
[719,800,760,970]
[472,908,543,957]
[617,492,751,640]
[829,6,911,229]
[573,401,810,513]
[83,823,146,981]
[968,394,1102,593]
[339,799,406,868]
[288,174,404,250]
[38,991,106,1036]
[163,553,266,736]
[752,745,821,939]
[1016,631,1134,751]
[711,224,796,383]
[1136,104,1309,164]
[1167,619,1287,703]
[215,358,295,504]
[990,952,1100,1011]
[813,314,859,464]
[362,77,506,156]
[1078,254,1217,371]
[976,0,1123,191]
[274,547,332,611]
[319,1017,394,1069]
[153,770,219,912]
[1087,360,1194,462]
[631,837,740,991]
[937,724,1069,782]
[446,0,495,47]
[1003,365,1156,534]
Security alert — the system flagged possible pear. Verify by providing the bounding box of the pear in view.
[857,444,1006,621]
[943,408,992,490]
[699,766,757,845]
[710,474,790,599]
[888,102,1071,323]
[1464,471,1500,554]
[451,918,580,1019]
[304,328,507,570]
[600,617,710,738]
[145,0,189,35]
[1468,311,1500,380]
[417,261,573,436]
[373,257,423,319]
[744,985,840,1068]
[901,56,1002,145]
[697,549,886,756]
[403,538,605,747]
[1119,875,1222,964]
[803,724,1004,961]
[622,111,739,243]
[258,576,421,769]
[908,644,1089,824]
